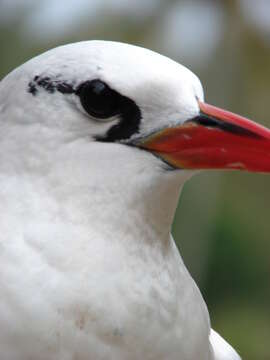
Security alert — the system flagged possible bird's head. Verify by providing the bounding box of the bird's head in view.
[2,40,270,176]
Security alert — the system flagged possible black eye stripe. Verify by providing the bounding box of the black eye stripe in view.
[96,96,141,142]
[27,76,141,142]
[76,79,141,141]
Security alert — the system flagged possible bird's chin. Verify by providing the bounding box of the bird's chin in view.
[153,153,199,179]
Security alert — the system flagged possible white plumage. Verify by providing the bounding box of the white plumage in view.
[0,41,241,359]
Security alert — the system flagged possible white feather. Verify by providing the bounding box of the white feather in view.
[0,41,240,359]
[210,329,241,360]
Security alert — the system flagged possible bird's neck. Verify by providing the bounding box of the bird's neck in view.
[1,137,191,245]
[47,142,190,245]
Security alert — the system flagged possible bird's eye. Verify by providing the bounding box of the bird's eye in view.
[76,79,121,119]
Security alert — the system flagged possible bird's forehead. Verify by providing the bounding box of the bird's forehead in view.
[25,41,203,102]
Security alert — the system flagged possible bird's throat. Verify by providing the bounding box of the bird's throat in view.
[47,143,190,246]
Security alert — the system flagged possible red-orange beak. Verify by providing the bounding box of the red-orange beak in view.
[138,101,270,172]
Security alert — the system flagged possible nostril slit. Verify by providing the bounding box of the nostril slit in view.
[187,114,262,138]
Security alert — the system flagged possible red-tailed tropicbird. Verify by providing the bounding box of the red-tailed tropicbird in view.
[1,41,269,360]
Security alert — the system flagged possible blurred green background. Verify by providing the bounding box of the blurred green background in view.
[1,0,269,358]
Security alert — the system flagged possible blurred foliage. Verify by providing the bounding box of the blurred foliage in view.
[1,0,270,358]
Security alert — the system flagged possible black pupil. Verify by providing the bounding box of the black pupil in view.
[77,79,120,118]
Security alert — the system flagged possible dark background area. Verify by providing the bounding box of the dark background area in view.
[1,0,270,358]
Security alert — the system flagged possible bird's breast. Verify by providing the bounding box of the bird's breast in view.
[0,217,212,360]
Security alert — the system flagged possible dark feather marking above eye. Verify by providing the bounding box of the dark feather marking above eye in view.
[28,82,38,95]
[56,82,74,94]
[27,75,75,96]
[37,77,55,93]
[27,76,141,142]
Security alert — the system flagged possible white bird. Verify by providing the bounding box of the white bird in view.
[1,41,270,360]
